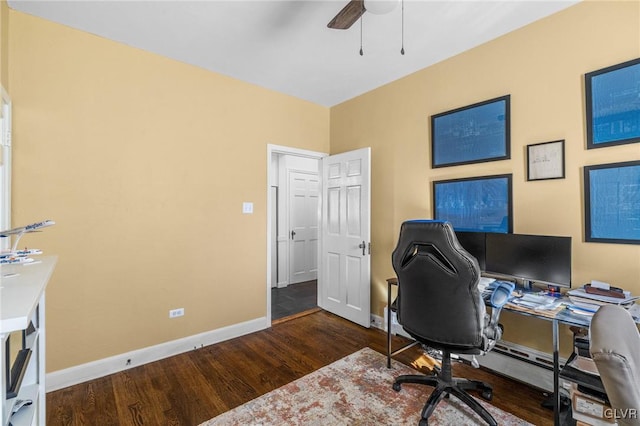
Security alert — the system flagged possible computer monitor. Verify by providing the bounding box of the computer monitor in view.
[455,231,486,271]
[485,233,572,288]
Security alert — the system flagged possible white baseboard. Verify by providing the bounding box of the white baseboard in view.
[370,313,384,329]
[46,316,269,392]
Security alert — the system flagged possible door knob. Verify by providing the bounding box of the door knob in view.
[359,241,366,256]
[291,230,296,239]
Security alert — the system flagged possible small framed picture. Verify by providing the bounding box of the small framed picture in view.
[527,140,565,181]
[585,58,640,149]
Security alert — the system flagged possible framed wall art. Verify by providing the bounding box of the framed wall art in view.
[585,57,640,149]
[584,160,640,245]
[527,140,565,181]
[431,95,510,168]
[433,174,512,233]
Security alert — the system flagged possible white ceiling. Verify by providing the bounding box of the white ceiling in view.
[8,0,578,107]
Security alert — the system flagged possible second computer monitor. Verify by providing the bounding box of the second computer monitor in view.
[485,233,572,288]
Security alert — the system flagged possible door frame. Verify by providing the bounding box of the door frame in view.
[0,87,11,249]
[266,144,327,325]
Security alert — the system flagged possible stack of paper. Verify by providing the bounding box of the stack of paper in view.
[566,287,639,316]
[510,293,559,310]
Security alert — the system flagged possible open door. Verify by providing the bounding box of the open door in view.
[318,147,371,328]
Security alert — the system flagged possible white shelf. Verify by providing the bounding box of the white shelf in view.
[0,257,57,333]
[1,256,56,426]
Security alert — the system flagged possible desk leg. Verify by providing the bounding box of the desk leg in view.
[553,319,560,426]
[387,280,392,368]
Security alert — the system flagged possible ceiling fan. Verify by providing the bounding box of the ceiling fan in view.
[327,0,399,30]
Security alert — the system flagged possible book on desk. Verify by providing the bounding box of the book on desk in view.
[566,286,639,318]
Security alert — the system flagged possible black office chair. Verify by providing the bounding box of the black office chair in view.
[391,220,507,426]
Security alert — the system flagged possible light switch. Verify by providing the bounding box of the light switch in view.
[242,202,254,214]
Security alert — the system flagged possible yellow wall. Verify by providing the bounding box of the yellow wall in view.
[331,0,640,353]
[6,1,640,372]
[8,11,329,371]
[0,1,8,90]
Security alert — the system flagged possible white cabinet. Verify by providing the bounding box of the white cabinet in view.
[1,257,57,426]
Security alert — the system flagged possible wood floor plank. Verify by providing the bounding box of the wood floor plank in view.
[110,367,167,426]
[83,377,120,425]
[46,310,555,426]
[47,386,77,426]
[174,352,236,422]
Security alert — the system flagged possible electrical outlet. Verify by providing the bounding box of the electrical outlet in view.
[169,308,184,318]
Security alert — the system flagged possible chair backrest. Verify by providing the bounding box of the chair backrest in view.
[392,220,485,352]
[590,305,640,426]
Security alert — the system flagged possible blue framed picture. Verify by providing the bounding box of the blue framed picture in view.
[431,95,510,168]
[585,58,640,149]
[433,174,512,233]
[584,161,640,245]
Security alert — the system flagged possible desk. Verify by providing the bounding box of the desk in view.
[386,278,418,368]
[385,277,609,426]
[505,300,591,426]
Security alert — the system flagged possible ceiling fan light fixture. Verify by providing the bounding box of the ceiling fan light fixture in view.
[363,0,399,15]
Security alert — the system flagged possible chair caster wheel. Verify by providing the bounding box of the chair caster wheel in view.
[419,419,428,426]
[392,382,402,392]
[481,390,493,401]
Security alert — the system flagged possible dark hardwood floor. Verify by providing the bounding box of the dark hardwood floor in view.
[47,310,554,425]
[271,279,317,320]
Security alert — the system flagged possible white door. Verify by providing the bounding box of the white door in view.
[288,171,319,284]
[319,147,371,328]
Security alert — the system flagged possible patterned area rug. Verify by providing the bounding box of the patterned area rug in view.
[200,347,532,425]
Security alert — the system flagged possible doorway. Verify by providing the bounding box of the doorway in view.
[267,145,327,324]
[266,145,372,327]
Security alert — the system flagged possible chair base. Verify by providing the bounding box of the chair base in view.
[393,373,497,426]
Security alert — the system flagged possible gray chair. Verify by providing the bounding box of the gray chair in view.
[590,304,640,426]
[391,220,508,426]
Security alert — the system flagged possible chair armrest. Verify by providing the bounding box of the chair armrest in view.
[488,281,515,308]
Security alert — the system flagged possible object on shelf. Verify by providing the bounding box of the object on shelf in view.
[0,219,54,264]
[0,219,55,252]
[11,398,33,414]
[568,287,638,307]
[585,283,625,299]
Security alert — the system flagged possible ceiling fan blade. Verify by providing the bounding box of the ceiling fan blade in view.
[327,0,365,30]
